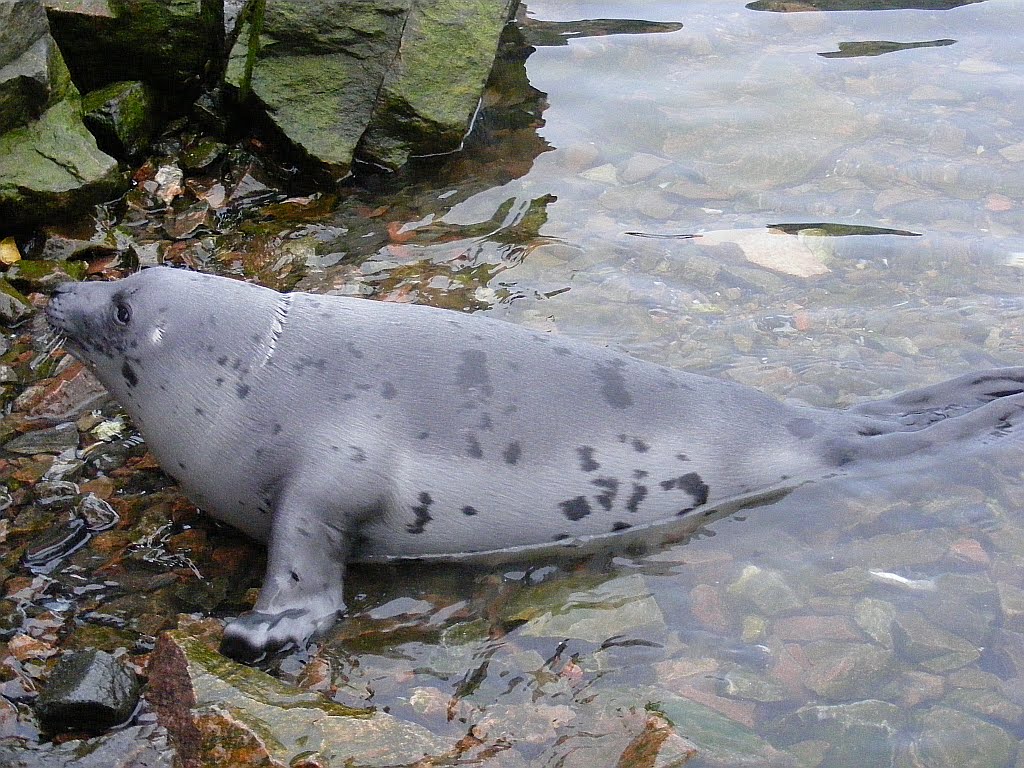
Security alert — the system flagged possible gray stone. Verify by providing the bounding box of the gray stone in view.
[910,706,1015,768]
[4,422,79,454]
[35,649,141,733]
[82,80,159,160]
[148,630,447,767]
[727,564,803,616]
[43,0,224,95]
[0,723,175,767]
[358,0,518,169]
[0,0,73,134]
[801,641,895,701]
[780,700,905,768]
[891,611,980,672]
[0,277,34,324]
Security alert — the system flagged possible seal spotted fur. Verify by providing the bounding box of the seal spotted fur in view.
[45,268,1024,659]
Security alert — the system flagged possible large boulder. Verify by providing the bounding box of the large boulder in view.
[0,0,74,133]
[0,1,125,230]
[227,0,518,176]
[227,0,412,177]
[43,0,224,95]
[357,0,519,169]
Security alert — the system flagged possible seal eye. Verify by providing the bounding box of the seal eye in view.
[114,303,131,325]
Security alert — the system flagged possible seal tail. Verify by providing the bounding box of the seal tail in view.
[848,367,1024,429]
[840,389,1024,464]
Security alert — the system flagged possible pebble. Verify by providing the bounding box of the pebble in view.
[35,650,140,734]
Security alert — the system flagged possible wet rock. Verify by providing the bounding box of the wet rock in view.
[801,641,895,701]
[853,597,897,648]
[5,258,88,290]
[518,574,666,642]
[719,668,789,703]
[0,0,72,135]
[180,138,226,172]
[77,493,118,531]
[727,565,803,616]
[0,723,175,767]
[0,97,125,230]
[359,0,519,169]
[21,361,108,423]
[32,479,79,510]
[891,611,980,672]
[0,277,34,324]
[82,80,160,160]
[654,691,796,766]
[35,649,140,733]
[148,630,447,768]
[910,706,1015,768]
[4,422,79,455]
[43,0,224,95]
[779,699,904,768]
[944,688,1024,727]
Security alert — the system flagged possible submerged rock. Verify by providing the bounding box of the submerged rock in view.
[0,723,175,767]
[35,649,141,733]
[148,630,447,767]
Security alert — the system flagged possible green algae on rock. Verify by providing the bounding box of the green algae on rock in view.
[82,80,160,160]
[358,0,519,169]
[0,98,125,229]
[148,630,448,767]
[43,0,224,95]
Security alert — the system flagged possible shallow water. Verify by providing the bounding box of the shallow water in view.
[5,0,1024,765]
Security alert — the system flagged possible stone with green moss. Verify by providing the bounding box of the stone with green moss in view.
[359,0,518,169]
[82,80,159,160]
[43,0,224,96]
[0,97,125,229]
[149,630,448,766]
[0,0,76,134]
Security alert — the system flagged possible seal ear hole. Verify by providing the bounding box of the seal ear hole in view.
[114,302,131,326]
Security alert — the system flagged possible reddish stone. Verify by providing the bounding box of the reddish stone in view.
[773,615,859,642]
[949,538,990,566]
[690,583,730,632]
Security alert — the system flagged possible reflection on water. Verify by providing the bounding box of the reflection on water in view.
[818,39,956,58]
[747,0,988,12]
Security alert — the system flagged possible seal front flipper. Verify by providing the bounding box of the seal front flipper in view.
[220,490,351,661]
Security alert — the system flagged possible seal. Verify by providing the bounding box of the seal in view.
[45,268,1024,659]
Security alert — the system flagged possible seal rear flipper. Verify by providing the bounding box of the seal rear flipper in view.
[836,391,1024,465]
[220,494,351,661]
[849,367,1024,427]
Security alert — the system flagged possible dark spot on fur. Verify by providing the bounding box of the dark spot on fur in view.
[121,361,138,388]
[407,491,433,534]
[857,425,885,437]
[554,346,572,356]
[236,383,250,399]
[272,423,282,435]
[462,505,478,516]
[217,355,228,366]
[194,407,204,416]
[560,496,592,521]
[478,413,494,431]
[675,453,689,462]
[577,446,599,472]
[381,381,398,400]
[232,359,242,371]
[457,349,493,400]
[346,343,364,359]
[633,469,649,479]
[356,383,372,391]
[632,438,649,453]
[290,571,300,582]
[417,431,430,440]
[553,533,571,541]
[786,417,818,439]
[626,483,648,514]
[594,360,634,409]
[592,477,620,511]
[467,435,483,459]
[503,441,522,465]
[612,522,632,532]
[215,377,224,386]
[343,393,356,401]
[349,446,367,462]
[177,461,187,470]
[660,472,709,504]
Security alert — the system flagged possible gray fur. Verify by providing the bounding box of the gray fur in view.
[45,268,1024,659]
